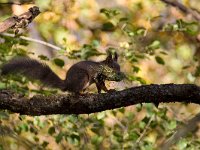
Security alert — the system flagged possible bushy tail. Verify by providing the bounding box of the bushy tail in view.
[1,57,65,90]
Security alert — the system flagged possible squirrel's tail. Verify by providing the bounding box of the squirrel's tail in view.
[1,57,66,90]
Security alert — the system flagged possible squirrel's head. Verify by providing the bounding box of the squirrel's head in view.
[103,51,120,72]
[101,52,125,81]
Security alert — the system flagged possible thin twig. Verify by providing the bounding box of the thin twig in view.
[1,33,63,51]
[135,115,154,145]
[107,113,126,130]
[161,0,200,21]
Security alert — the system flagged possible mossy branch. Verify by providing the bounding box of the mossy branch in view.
[0,84,199,116]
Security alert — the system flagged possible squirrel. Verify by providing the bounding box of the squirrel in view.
[1,52,125,94]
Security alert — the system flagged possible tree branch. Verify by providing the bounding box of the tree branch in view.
[0,6,40,33]
[160,0,200,21]
[0,2,34,5]
[0,84,200,116]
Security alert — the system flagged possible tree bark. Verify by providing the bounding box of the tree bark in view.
[160,0,200,21]
[0,6,40,33]
[0,84,199,116]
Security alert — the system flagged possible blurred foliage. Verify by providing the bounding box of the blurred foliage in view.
[0,0,200,149]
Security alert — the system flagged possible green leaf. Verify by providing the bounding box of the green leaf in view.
[194,66,200,77]
[55,132,64,143]
[97,112,106,120]
[34,137,39,142]
[157,107,167,119]
[100,8,120,18]
[68,50,81,59]
[182,65,190,69]
[0,111,9,120]
[102,22,116,31]
[0,145,3,150]
[136,28,145,35]
[19,39,29,46]
[155,56,165,65]
[48,127,56,135]
[30,126,38,134]
[139,121,146,129]
[66,132,80,145]
[118,107,125,113]
[38,55,49,61]
[148,40,160,50]
[100,8,107,13]
[160,51,168,55]
[119,17,128,22]
[42,141,49,148]
[0,83,6,89]
[92,40,100,47]
[81,44,102,60]
[135,54,145,59]
[145,103,155,116]
[142,117,151,124]
[129,132,139,141]
[34,117,45,128]
[70,133,80,141]
[129,56,138,63]
[53,58,65,67]
[177,138,188,150]
[19,123,29,132]
[167,120,177,130]
[185,23,199,35]
[91,135,103,145]
[135,77,146,84]
[132,66,140,73]
[100,8,109,17]
[177,19,199,35]
[136,104,142,112]
[128,76,146,84]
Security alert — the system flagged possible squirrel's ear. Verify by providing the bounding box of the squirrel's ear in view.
[105,51,112,62]
[113,52,118,61]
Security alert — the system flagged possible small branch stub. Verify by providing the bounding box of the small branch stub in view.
[0,6,40,33]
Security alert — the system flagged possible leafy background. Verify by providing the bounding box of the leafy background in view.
[0,0,200,149]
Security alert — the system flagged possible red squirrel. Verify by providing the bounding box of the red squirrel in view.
[2,52,125,94]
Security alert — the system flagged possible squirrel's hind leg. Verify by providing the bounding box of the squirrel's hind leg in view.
[65,69,90,93]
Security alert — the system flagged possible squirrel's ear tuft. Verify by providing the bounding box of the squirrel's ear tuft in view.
[105,51,112,62]
[113,52,118,61]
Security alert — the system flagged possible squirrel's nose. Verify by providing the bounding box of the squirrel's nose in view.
[116,72,126,81]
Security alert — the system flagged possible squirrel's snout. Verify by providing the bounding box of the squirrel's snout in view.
[115,72,126,81]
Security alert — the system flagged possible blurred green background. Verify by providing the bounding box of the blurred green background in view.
[0,0,200,149]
